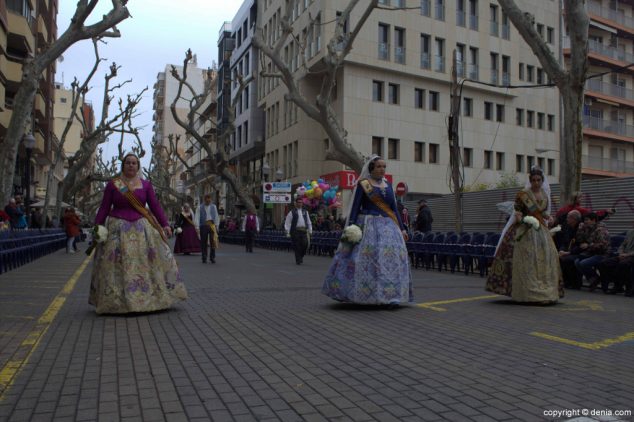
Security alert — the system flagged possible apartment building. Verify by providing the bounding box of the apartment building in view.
[151,59,206,201]
[576,0,634,177]
[0,0,58,203]
[227,0,266,217]
[256,0,561,201]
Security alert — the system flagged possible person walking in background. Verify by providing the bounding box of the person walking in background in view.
[241,209,260,253]
[5,197,26,229]
[173,203,201,255]
[415,199,433,233]
[486,167,563,304]
[195,194,219,263]
[64,207,81,253]
[322,155,413,307]
[284,197,312,265]
[89,153,187,314]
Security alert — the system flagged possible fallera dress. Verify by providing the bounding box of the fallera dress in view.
[486,188,564,302]
[89,179,188,314]
[322,181,413,305]
[174,212,201,254]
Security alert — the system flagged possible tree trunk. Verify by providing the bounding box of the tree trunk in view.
[0,64,39,205]
[559,82,584,207]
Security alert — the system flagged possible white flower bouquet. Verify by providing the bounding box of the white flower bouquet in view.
[175,227,183,235]
[85,225,108,255]
[516,215,540,241]
[339,224,363,251]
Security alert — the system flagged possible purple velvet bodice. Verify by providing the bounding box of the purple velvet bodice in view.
[95,179,169,227]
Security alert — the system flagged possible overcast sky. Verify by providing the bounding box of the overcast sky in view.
[57,0,243,167]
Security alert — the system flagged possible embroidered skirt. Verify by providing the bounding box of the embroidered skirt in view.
[322,215,413,304]
[89,217,188,314]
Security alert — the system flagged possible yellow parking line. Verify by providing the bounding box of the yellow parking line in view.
[417,295,499,312]
[531,331,634,350]
[0,255,91,401]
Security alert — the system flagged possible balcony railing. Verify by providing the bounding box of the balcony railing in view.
[587,2,634,31]
[434,55,445,72]
[467,64,479,80]
[421,53,431,69]
[490,71,498,85]
[435,4,445,21]
[421,0,430,16]
[583,154,634,174]
[501,23,510,40]
[586,78,634,102]
[583,114,634,138]
[469,14,479,30]
[395,46,406,64]
[502,72,510,86]
[490,21,499,37]
[456,10,465,27]
[565,37,634,64]
[456,60,465,78]
[378,42,390,60]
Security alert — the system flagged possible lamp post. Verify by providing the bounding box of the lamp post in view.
[261,161,271,227]
[23,133,36,223]
[275,167,284,182]
[262,161,271,181]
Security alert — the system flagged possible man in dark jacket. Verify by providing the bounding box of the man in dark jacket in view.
[415,200,433,233]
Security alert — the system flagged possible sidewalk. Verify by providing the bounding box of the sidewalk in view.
[0,244,633,421]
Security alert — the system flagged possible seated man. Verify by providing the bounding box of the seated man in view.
[597,224,634,294]
[574,212,610,291]
[558,210,583,289]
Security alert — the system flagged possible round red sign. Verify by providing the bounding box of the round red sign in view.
[395,182,408,196]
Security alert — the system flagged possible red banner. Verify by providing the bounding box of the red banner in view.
[320,170,393,190]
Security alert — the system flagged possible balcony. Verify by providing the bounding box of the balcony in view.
[564,37,634,65]
[394,46,405,64]
[7,12,34,55]
[583,154,634,174]
[502,72,511,86]
[587,2,634,35]
[421,53,431,70]
[490,72,498,85]
[434,55,445,73]
[467,64,479,80]
[435,4,445,21]
[490,21,499,37]
[585,79,634,105]
[378,43,390,61]
[421,0,430,16]
[501,23,510,40]
[583,114,634,140]
[456,60,465,78]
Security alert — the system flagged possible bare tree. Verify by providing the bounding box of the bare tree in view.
[146,134,187,215]
[0,0,131,205]
[252,0,382,173]
[497,0,588,206]
[168,50,258,213]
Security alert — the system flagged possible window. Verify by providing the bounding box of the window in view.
[548,159,555,176]
[415,88,425,109]
[537,112,545,129]
[536,23,544,38]
[484,101,493,120]
[372,80,384,102]
[429,91,439,111]
[490,4,499,36]
[237,125,242,148]
[526,65,534,83]
[463,147,473,167]
[527,110,534,128]
[547,114,555,131]
[519,63,524,81]
[496,152,504,170]
[388,138,399,159]
[420,34,431,69]
[415,142,425,162]
[463,97,473,117]
[516,154,524,173]
[547,27,554,44]
[537,68,544,84]
[484,150,492,169]
[394,27,406,64]
[372,136,383,156]
[527,155,535,169]
[435,0,445,21]
[388,83,400,104]
[468,47,479,80]
[429,143,439,163]
[538,157,545,169]
[378,23,390,60]
[490,52,498,84]
[516,108,524,126]
[244,86,250,110]
[496,104,505,122]
[434,38,445,72]
[244,121,249,144]
[60,97,67,103]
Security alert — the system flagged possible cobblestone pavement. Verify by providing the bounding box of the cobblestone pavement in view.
[0,244,632,422]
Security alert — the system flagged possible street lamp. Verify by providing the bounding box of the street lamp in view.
[23,133,36,222]
[262,161,271,181]
[275,167,284,181]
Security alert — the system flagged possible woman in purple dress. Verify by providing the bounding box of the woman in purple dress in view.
[174,203,201,255]
[89,153,187,314]
[322,155,413,306]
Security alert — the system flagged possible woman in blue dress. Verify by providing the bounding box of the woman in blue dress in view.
[322,155,413,306]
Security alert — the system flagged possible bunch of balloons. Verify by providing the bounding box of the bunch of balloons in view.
[295,179,342,211]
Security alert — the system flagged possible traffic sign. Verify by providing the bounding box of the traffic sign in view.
[263,193,291,204]
[395,182,408,197]
[263,182,292,193]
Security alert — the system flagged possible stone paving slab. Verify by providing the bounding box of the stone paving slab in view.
[0,244,632,421]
